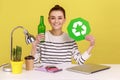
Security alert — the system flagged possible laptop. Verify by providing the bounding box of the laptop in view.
[66,63,110,74]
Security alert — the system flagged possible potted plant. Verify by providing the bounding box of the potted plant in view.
[12,46,22,61]
[11,45,23,74]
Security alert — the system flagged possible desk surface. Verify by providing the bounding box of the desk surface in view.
[0,64,120,80]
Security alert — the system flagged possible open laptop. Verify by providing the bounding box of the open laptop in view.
[66,63,110,74]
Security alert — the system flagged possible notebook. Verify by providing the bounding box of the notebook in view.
[66,63,110,74]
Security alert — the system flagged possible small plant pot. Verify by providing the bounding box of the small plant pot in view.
[11,60,23,74]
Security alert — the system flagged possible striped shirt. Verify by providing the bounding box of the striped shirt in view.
[34,31,90,65]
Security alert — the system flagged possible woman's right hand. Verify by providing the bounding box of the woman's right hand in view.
[31,34,45,56]
[35,34,45,44]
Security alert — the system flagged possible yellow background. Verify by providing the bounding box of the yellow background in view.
[0,0,120,65]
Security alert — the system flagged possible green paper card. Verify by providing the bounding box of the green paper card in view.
[67,18,91,41]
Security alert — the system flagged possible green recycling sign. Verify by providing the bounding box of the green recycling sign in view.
[67,17,91,41]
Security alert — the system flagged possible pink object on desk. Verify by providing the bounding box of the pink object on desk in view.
[34,65,62,73]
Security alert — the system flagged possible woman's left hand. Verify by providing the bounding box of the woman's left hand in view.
[85,35,95,47]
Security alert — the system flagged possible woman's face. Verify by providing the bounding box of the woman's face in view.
[48,10,66,30]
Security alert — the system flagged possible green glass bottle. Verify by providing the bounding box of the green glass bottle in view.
[38,16,46,43]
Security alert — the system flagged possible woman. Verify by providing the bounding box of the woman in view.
[31,5,95,65]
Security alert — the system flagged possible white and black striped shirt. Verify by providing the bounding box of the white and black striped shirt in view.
[34,31,90,65]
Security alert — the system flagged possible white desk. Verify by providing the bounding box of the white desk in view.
[0,64,120,80]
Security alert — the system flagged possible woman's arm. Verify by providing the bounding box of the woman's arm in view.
[72,35,95,65]
[31,41,38,56]
[85,35,95,54]
[31,34,45,63]
[31,34,45,56]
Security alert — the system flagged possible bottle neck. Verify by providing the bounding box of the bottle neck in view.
[40,16,44,25]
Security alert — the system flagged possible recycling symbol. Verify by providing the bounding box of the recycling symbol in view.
[67,18,91,41]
